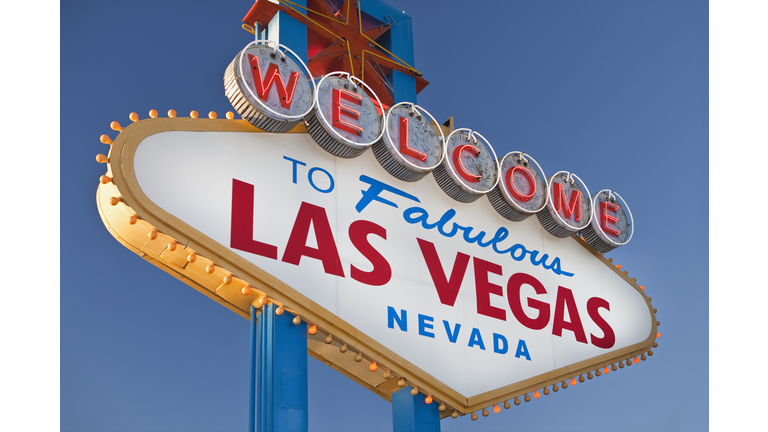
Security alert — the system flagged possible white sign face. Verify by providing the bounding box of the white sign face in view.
[133,130,651,398]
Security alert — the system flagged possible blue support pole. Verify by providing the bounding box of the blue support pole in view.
[249,306,258,432]
[361,0,418,103]
[254,303,308,432]
[267,0,307,62]
[392,387,441,432]
[250,8,310,431]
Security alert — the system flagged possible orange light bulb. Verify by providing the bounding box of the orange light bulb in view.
[570,378,577,386]
[633,356,639,364]
[493,404,500,413]
[533,390,540,399]
[308,324,317,335]
[208,111,217,119]
[603,367,609,374]
[168,109,177,118]
[425,395,433,404]
[241,284,251,295]
[369,362,377,372]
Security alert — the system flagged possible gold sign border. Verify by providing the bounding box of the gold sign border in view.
[96,116,658,418]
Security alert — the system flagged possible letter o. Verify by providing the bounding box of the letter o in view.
[308,167,334,193]
[506,165,536,202]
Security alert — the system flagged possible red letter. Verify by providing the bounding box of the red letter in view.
[248,54,299,109]
[552,182,582,221]
[452,144,481,183]
[507,273,550,330]
[281,202,345,277]
[552,286,587,344]
[349,220,391,286]
[600,201,620,237]
[506,165,536,202]
[417,238,470,306]
[230,179,278,259]
[398,116,427,162]
[587,297,615,349]
[332,88,363,136]
[474,257,506,321]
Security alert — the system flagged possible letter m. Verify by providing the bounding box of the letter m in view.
[552,181,582,222]
[248,54,299,109]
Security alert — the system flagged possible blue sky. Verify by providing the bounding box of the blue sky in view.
[60,1,706,431]
[7,0,754,431]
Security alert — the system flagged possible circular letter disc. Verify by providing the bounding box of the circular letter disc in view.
[433,129,499,203]
[489,152,548,221]
[304,73,383,158]
[372,102,444,182]
[536,171,593,237]
[224,41,314,133]
[583,189,634,252]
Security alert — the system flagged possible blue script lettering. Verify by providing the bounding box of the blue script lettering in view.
[357,176,574,277]
[403,206,574,277]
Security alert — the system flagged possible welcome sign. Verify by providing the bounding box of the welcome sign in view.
[96,115,657,415]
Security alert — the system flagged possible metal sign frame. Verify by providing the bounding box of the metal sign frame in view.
[97,116,658,417]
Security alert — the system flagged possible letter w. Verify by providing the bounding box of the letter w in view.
[552,181,582,222]
[417,238,470,306]
[248,54,299,109]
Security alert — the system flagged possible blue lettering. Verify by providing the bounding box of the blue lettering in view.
[356,175,420,213]
[529,250,548,267]
[490,228,510,254]
[418,314,435,338]
[493,333,508,354]
[403,207,429,225]
[436,210,459,237]
[515,339,531,361]
[307,167,334,193]
[510,244,527,261]
[549,257,573,277]
[443,320,461,343]
[283,155,306,184]
[387,307,407,332]
[468,328,486,350]
[360,176,574,277]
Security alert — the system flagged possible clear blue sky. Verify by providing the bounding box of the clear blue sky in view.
[55,1,713,431]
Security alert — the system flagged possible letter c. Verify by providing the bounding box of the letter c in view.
[452,144,481,183]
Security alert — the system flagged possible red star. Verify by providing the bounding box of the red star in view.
[244,0,429,107]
